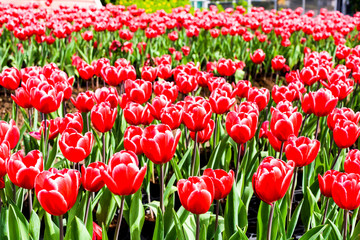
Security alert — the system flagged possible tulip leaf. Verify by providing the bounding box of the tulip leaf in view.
[64,216,91,240]
[207,135,230,170]
[164,207,189,240]
[299,224,329,240]
[326,219,342,240]
[0,206,8,240]
[152,206,164,240]
[224,184,240,239]
[351,208,359,237]
[8,203,29,240]
[8,204,21,240]
[44,213,59,240]
[351,219,360,240]
[29,210,40,240]
[257,201,270,240]
[170,157,183,181]
[15,188,25,212]
[287,199,304,239]
[164,193,174,235]
[228,225,248,240]
[101,223,109,240]
[171,209,186,240]
[46,136,59,170]
[96,187,117,228]
[130,189,145,240]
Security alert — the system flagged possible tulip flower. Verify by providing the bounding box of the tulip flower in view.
[209,88,236,115]
[11,87,32,109]
[91,102,117,134]
[0,141,10,178]
[141,66,158,82]
[190,119,214,144]
[125,79,152,104]
[301,88,338,117]
[147,95,171,120]
[92,222,102,240]
[35,168,80,239]
[101,66,122,86]
[0,119,20,149]
[250,49,265,64]
[30,82,63,114]
[271,55,286,71]
[232,80,252,99]
[253,157,294,240]
[0,67,21,90]
[327,108,360,131]
[124,126,143,155]
[175,73,198,95]
[141,124,180,213]
[59,128,94,163]
[285,137,320,167]
[344,149,360,174]
[271,85,299,104]
[270,107,302,142]
[59,112,83,134]
[123,102,153,126]
[259,121,269,139]
[177,176,215,240]
[101,151,146,240]
[333,119,360,149]
[160,104,183,130]
[154,81,178,103]
[29,118,62,141]
[93,87,119,109]
[216,58,236,76]
[247,87,270,111]
[157,64,173,80]
[71,91,95,113]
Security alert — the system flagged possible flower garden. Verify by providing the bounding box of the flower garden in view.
[0,2,359,240]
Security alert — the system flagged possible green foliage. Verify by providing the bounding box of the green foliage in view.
[103,0,190,13]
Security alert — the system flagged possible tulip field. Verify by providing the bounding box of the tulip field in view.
[1,2,360,240]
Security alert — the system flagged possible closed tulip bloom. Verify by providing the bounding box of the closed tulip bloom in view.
[259,121,269,139]
[216,58,236,76]
[190,119,214,143]
[177,176,215,214]
[344,149,360,174]
[6,150,43,189]
[267,131,284,152]
[318,170,341,198]
[11,87,32,109]
[321,79,353,101]
[226,111,258,145]
[29,118,62,141]
[101,151,146,196]
[160,104,183,130]
[332,173,360,210]
[101,66,122,86]
[336,44,351,60]
[0,67,21,90]
[232,80,252,99]
[124,126,143,155]
[91,102,117,133]
[183,100,212,132]
[270,107,302,142]
[300,66,320,86]
[35,168,80,216]
[203,169,234,200]
[285,136,320,167]
[93,87,119,109]
[157,64,173,80]
[71,91,95,113]
[252,157,294,205]
[147,95,171,120]
[77,62,94,80]
[30,82,63,114]
[271,55,286,71]
[141,66,158,82]
[154,81,179,103]
[301,89,338,117]
[125,79,152,105]
[81,162,106,192]
[333,119,360,149]
[271,85,299,104]
[327,108,360,131]
[59,112,83,134]
[175,73,198,95]
[117,65,136,82]
[0,120,20,149]
[250,49,265,64]
[234,101,260,116]
[123,102,153,126]
[247,87,270,111]
[0,141,10,178]
[209,88,236,115]
[141,124,181,164]
[59,129,94,163]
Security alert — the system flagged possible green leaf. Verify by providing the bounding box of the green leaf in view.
[287,199,304,239]
[44,213,59,240]
[8,204,21,240]
[257,201,270,240]
[327,219,342,240]
[171,209,186,240]
[129,189,145,240]
[96,187,117,228]
[0,206,9,240]
[224,185,240,239]
[228,225,248,240]
[29,210,40,240]
[46,136,59,170]
[153,207,164,240]
[64,216,92,240]
[299,224,329,240]
[8,203,29,240]
[101,223,109,240]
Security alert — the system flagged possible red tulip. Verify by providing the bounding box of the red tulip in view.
[81,31,93,41]
[321,79,353,101]
[81,162,106,192]
[270,107,302,142]
[301,89,338,117]
[344,149,360,174]
[71,91,95,113]
[141,66,158,82]
[0,67,21,90]
[177,176,215,214]
[333,119,360,149]
[271,85,299,104]
[271,55,286,71]
[157,64,173,80]
[259,121,269,139]
[175,73,198,95]
[59,129,94,163]
[77,62,94,80]
[0,141,10,178]
[181,46,190,56]
[250,49,265,64]
[29,118,62,141]
[91,102,117,133]
[0,119,20,149]
[35,168,80,216]
[92,222,102,240]
[336,44,351,60]
[232,80,252,99]
[203,169,234,200]
[247,87,270,111]
[318,170,341,198]
[327,108,360,131]
[59,112,83,134]
[154,81,178,103]
[123,102,153,126]
[285,136,320,167]
[11,87,32,109]
[332,173,360,210]
[300,66,320,86]
[160,104,183,130]
[93,87,119,109]
[209,88,236,115]
[116,65,137,82]
[216,58,236,76]
[226,110,258,145]
[101,151,146,196]
[183,99,212,132]
[124,126,143,155]
[190,119,214,143]
[140,124,181,164]
[234,101,259,116]
[101,66,122,86]
[125,79,152,105]
[252,157,294,205]
[147,95,171,120]
[6,150,43,189]
[30,82,63,114]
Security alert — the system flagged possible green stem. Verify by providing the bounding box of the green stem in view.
[114,196,125,240]
[267,204,275,240]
